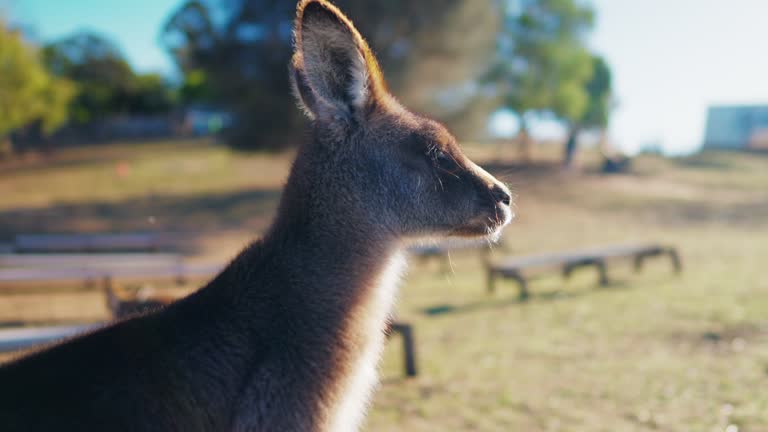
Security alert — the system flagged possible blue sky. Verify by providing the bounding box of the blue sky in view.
[3,0,767,155]
[590,0,768,154]
[1,0,182,74]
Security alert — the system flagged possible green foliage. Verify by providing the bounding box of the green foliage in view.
[178,69,214,104]
[490,0,596,124]
[580,55,612,128]
[487,0,614,165]
[548,44,594,123]
[0,22,74,140]
[131,73,178,114]
[43,31,176,123]
[562,55,613,167]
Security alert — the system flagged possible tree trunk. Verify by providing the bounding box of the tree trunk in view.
[517,122,532,163]
[563,125,580,168]
[0,135,13,159]
[597,129,609,155]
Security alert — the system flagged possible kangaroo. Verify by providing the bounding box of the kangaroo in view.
[0,1,513,431]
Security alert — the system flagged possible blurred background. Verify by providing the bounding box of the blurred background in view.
[0,0,767,430]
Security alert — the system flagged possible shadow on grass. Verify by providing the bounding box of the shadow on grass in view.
[0,187,282,241]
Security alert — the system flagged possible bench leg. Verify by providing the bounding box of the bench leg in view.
[633,254,644,273]
[102,275,113,291]
[667,248,682,273]
[175,262,187,286]
[486,268,496,294]
[634,248,664,274]
[635,249,682,274]
[563,265,573,279]
[595,260,609,286]
[510,272,529,301]
[565,261,609,287]
[390,323,418,377]
[488,268,528,300]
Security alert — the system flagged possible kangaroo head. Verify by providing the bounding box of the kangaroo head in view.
[288,0,513,241]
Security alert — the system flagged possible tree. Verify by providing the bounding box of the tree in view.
[43,31,176,122]
[0,22,74,154]
[130,73,178,114]
[162,0,304,149]
[162,0,499,150]
[561,55,612,167]
[487,0,595,161]
[43,32,134,122]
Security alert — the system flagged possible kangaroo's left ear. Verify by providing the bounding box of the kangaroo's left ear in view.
[292,0,388,122]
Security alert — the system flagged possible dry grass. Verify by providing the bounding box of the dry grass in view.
[1,140,768,431]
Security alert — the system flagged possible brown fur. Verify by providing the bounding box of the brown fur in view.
[0,1,512,431]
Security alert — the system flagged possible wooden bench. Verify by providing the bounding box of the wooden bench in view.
[0,253,182,269]
[0,262,222,289]
[2,232,198,289]
[486,244,681,300]
[13,233,177,253]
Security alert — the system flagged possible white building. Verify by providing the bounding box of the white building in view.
[703,105,768,150]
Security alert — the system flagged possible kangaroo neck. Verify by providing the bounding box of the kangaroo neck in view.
[262,172,401,304]
[220,168,406,431]
[266,145,401,285]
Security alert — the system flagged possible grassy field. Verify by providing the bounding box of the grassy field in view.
[1,139,768,431]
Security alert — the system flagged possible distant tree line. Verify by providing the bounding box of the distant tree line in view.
[42,32,177,124]
[0,22,74,156]
[162,0,612,164]
[2,0,612,166]
[0,23,178,155]
[161,0,500,150]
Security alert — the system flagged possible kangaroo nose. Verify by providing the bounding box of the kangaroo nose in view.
[491,184,511,206]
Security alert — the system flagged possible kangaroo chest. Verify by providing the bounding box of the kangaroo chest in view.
[230,251,406,432]
[326,252,406,432]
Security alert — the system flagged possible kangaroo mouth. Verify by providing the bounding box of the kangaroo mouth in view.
[485,204,514,240]
[450,204,514,240]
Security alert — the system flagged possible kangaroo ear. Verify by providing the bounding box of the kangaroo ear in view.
[289,56,318,120]
[292,0,386,121]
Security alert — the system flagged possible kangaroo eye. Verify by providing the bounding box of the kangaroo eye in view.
[431,149,449,162]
